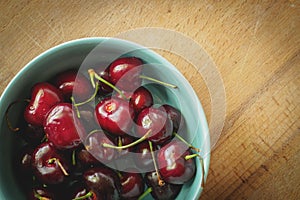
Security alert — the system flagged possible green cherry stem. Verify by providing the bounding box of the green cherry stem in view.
[70,97,81,118]
[174,132,200,152]
[88,69,128,100]
[34,191,50,200]
[149,140,165,186]
[185,153,206,189]
[102,130,151,149]
[48,158,69,176]
[139,75,178,89]
[72,150,76,166]
[138,187,152,200]
[72,191,94,200]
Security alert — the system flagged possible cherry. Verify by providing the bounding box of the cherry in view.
[130,86,153,114]
[96,67,114,95]
[83,167,121,200]
[109,57,143,91]
[112,135,135,158]
[44,103,83,149]
[161,104,185,133]
[24,82,63,126]
[69,182,97,200]
[157,140,195,184]
[84,130,115,164]
[77,148,100,167]
[54,69,93,102]
[136,107,173,145]
[135,141,158,171]
[143,171,182,200]
[22,123,45,145]
[95,97,134,136]
[27,186,54,200]
[31,142,70,185]
[120,171,144,199]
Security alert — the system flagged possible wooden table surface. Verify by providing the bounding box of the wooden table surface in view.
[0,1,299,199]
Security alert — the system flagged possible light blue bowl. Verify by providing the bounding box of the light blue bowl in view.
[0,37,210,199]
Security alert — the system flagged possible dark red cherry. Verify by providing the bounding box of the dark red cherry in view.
[95,97,134,136]
[109,57,143,91]
[14,145,34,187]
[27,186,54,200]
[144,171,182,200]
[77,148,100,166]
[96,67,114,95]
[84,130,115,164]
[130,86,153,114]
[24,82,63,126]
[135,141,158,171]
[113,135,135,158]
[54,69,93,102]
[22,123,45,145]
[161,104,185,133]
[31,142,70,185]
[157,140,195,184]
[69,182,98,200]
[136,107,173,145]
[83,167,121,200]
[120,171,144,199]
[44,103,83,149]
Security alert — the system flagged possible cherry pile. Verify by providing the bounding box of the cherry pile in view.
[7,57,204,200]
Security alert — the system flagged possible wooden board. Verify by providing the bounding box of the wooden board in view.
[0,0,299,199]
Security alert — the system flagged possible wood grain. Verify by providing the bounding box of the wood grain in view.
[0,0,299,199]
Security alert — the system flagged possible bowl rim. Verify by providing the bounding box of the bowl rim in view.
[0,37,210,200]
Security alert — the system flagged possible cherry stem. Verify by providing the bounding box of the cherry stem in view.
[117,136,122,152]
[138,187,152,200]
[71,97,81,118]
[149,141,165,186]
[72,150,76,166]
[102,130,151,149]
[88,69,128,100]
[84,129,103,150]
[174,132,200,152]
[72,82,99,108]
[184,153,206,189]
[72,191,93,200]
[34,191,50,200]
[139,75,178,89]
[5,99,30,132]
[48,158,69,176]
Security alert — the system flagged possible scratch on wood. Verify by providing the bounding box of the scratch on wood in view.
[36,11,61,39]
[13,21,44,50]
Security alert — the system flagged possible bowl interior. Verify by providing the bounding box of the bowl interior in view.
[0,37,210,199]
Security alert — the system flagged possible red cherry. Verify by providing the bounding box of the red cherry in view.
[130,86,153,114]
[144,171,183,200]
[84,130,115,164]
[54,69,93,102]
[83,167,121,199]
[112,135,135,158]
[161,104,185,133]
[27,187,55,200]
[109,57,143,91]
[120,171,144,199]
[157,140,195,184]
[44,103,83,149]
[95,97,134,136]
[136,107,173,145]
[135,141,158,171]
[77,148,100,167]
[96,67,114,95]
[24,82,63,126]
[31,142,70,185]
